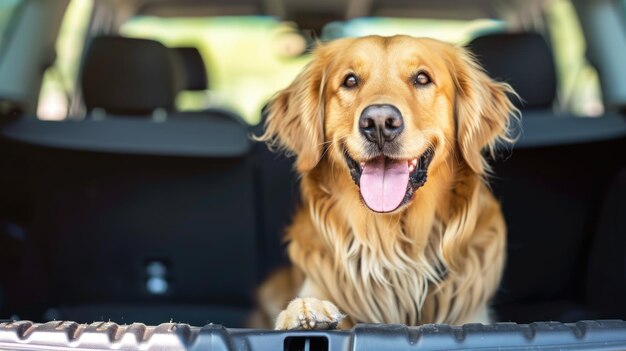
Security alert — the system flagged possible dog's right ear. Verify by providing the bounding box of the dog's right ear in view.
[257,50,329,173]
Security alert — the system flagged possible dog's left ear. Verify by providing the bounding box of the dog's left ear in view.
[451,47,518,175]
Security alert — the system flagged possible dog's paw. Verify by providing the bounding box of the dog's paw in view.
[275,297,345,330]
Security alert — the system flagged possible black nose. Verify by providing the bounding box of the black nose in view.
[359,104,404,149]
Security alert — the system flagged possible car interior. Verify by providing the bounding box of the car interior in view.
[0,0,625,333]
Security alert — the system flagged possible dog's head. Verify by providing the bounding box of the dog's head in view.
[261,35,517,213]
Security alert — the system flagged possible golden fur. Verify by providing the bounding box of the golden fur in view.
[253,35,517,329]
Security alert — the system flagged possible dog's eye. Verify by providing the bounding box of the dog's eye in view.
[343,74,358,88]
[413,72,431,86]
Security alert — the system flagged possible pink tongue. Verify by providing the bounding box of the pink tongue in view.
[360,157,409,213]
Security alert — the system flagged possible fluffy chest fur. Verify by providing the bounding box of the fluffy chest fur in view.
[287,163,456,325]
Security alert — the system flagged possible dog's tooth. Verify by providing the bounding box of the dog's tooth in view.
[409,165,415,172]
[360,162,365,168]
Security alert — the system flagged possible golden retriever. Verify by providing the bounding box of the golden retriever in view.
[253,35,517,330]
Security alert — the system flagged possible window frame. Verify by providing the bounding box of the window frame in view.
[0,0,25,65]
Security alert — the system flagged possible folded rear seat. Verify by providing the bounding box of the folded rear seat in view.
[1,36,260,326]
[468,32,626,322]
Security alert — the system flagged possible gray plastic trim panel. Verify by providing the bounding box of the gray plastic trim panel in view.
[1,320,626,351]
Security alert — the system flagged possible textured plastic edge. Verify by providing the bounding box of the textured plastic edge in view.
[1,320,626,351]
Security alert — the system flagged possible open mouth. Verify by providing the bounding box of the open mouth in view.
[345,146,434,213]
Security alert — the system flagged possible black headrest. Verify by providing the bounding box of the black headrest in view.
[468,32,557,109]
[172,47,209,91]
[81,36,182,116]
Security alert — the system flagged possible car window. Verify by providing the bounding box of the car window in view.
[0,0,21,58]
[37,0,93,120]
[39,0,601,122]
[545,0,603,116]
[121,16,310,125]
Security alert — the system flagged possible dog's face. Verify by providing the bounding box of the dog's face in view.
[262,35,516,214]
[324,37,458,213]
